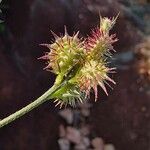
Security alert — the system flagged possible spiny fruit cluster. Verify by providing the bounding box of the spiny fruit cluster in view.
[40,16,118,107]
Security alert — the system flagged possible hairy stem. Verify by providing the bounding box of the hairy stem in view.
[0,80,67,128]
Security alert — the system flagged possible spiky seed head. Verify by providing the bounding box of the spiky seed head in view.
[40,15,118,107]
[85,28,118,60]
[41,30,85,78]
[77,60,116,101]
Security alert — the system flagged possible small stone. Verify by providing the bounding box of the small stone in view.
[91,137,104,150]
[130,132,138,140]
[74,137,90,150]
[59,124,66,138]
[81,108,90,117]
[80,126,90,136]
[59,109,73,124]
[104,144,115,150]
[82,137,90,147]
[79,102,92,109]
[79,102,92,117]
[75,143,87,150]
[141,106,146,112]
[66,127,81,144]
[58,138,70,150]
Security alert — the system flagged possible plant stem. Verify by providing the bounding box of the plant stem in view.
[0,80,67,128]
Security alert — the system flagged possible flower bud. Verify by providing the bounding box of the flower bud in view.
[77,60,116,101]
[100,14,119,34]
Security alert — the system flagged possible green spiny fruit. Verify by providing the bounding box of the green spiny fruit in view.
[40,15,118,107]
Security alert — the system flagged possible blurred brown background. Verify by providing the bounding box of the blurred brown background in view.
[0,0,150,150]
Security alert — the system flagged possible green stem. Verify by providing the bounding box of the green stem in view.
[0,80,67,128]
